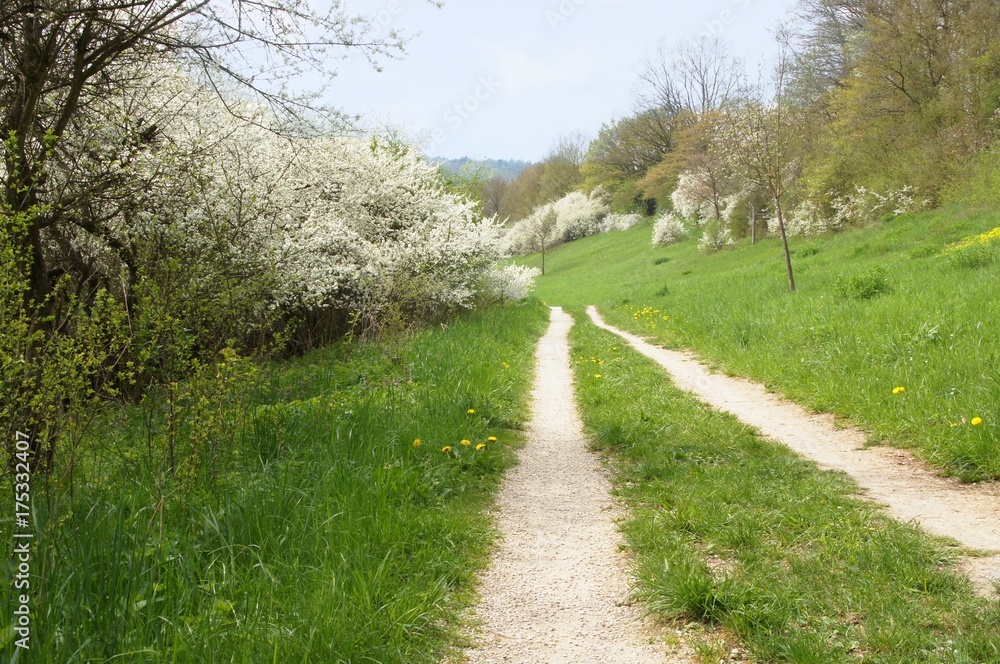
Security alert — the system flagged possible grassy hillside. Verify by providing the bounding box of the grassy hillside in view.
[526,207,1000,480]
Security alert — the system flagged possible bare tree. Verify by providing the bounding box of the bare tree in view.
[778,0,867,105]
[547,131,588,167]
[636,38,743,118]
[481,175,510,219]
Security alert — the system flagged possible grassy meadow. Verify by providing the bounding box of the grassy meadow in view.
[569,313,1000,663]
[0,301,548,663]
[528,206,1000,480]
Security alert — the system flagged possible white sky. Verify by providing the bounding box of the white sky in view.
[325,0,799,162]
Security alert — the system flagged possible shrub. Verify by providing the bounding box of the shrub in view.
[481,264,542,302]
[652,212,687,246]
[785,198,831,236]
[787,187,927,237]
[946,244,996,270]
[697,221,734,253]
[836,266,893,300]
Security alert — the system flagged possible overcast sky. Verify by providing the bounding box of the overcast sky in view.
[326,0,799,162]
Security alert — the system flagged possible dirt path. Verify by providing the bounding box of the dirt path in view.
[589,306,1000,596]
[462,307,690,664]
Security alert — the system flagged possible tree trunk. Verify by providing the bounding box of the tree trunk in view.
[774,198,796,292]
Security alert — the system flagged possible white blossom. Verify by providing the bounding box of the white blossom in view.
[651,212,687,246]
[482,264,542,301]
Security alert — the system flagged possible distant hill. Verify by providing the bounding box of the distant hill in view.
[433,157,531,181]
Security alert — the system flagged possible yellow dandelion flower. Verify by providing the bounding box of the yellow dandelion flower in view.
[488,436,498,442]
[594,374,602,379]
[461,439,471,446]
[467,409,475,414]
[950,423,959,428]
[893,387,906,394]
[476,444,487,451]
[442,446,453,453]
[972,417,984,426]
[413,439,422,448]
[502,362,510,368]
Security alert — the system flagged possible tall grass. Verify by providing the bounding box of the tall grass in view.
[528,207,1000,480]
[1,301,548,662]
[569,314,1000,663]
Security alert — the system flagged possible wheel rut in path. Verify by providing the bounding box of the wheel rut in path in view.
[462,307,689,664]
[589,306,1000,596]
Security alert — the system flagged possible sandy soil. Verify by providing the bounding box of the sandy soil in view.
[461,307,691,664]
[589,306,1000,596]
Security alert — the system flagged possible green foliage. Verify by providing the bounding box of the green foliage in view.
[526,204,1000,480]
[0,300,549,662]
[796,0,1000,203]
[943,147,1000,208]
[946,243,997,270]
[1,202,132,464]
[835,266,893,300]
[570,316,1000,662]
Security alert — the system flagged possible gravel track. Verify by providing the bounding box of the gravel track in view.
[461,307,690,664]
[589,306,1000,596]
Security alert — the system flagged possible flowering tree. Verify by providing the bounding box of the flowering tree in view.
[719,91,801,290]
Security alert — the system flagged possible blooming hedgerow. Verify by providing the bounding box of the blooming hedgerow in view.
[503,189,619,255]
[785,186,925,237]
[81,64,512,336]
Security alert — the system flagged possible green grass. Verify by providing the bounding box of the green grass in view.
[528,208,1000,480]
[569,312,1000,663]
[0,301,548,663]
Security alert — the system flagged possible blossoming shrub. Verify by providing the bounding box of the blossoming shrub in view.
[551,190,612,241]
[785,198,832,236]
[480,264,542,302]
[697,221,734,252]
[652,212,687,246]
[786,187,926,236]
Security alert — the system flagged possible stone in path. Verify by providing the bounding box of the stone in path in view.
[589,306,1000,596]
[463,307,689,664]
